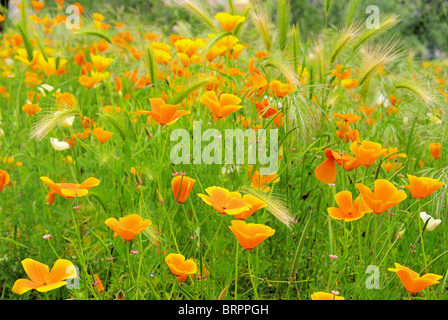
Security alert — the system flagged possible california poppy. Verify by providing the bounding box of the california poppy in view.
[93,274,105,293]
[429,142,441,160]
[105,214,152,241]
[349,140,386,167]
[140,98,189,125]
[314,149,345,184]
[356,179,407,214]
[31,0,46,11]
[200,91,243,119]
[327,190,372,222]
[311,292,345,300]
[93,127,114,144]
[79,71,109,89]
[333,113,361,123]
[197,186,252,216]
[172,175,196,204]
[22,103,42,116]
[232,195,267,220]
[249,169,279,192]
[215,12,245,32]
[165,253,197,283]
[173,38,199,57]
[12,258,77,295]
[405,174,445,199]
[388,263,443,294]
[0,169,11,191]
[90,54,114,72]
[40,176,100,199]
[341,154,361,171]
[269,80,295,98]
[255,98,278,118]
[228,220,275,250]
[37,56,68,77]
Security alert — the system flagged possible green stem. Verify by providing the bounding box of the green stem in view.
[247,251,259,300]
[204,214,225,259]
[234,241,239,300]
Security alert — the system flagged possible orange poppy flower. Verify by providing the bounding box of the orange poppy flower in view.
[56,92,77,109]
[200,91,243,119]
[46,188,56,205]
[73,2,84,15]
[90,54,113,72]
[241,58,268,100]
[128,46,144,60]
[165,253,197,283]
[93,274,104,293]
[389,95,402,106]
[173,38,199,57]
[255,98,278,118]
[341,154,361,171]
[349,140,386,167]
[103,105,121,114]
[31,0,46,11]
[79,71,109,89]
[333,113,361,123]
[172,175,196,204]
[56,0,64,11]
[93,127,113,144]
[357,105,376,117]
[115,76,123,92]
[327,190,372,222]
[429,142,441,160]
[140,98,189,125]
[388,263,443,294]
[37,56,68,76]
[0,169,11,192]
[341,78,357,90]
[40,176,100,199]
[311,292,345,300]
[381,161,402,172]
[92,13,105,21]
[383,147,407,161]
[269,80,295,98]
[314,149,345,184]
[215,12,245,32]
[405,174,445,199]
[12,258,77,295]
[104,214,152,241]
[356,179,407,214]
[22,103,42,116]
[335,121,359,143]
[197,186,252,216]
[228,220,275,250]
[144,33,158,41]
[249,169,280,192]
[232,195,267,220]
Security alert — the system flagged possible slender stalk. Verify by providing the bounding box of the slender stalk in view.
[234,241,239,300]
[247,251,259,300]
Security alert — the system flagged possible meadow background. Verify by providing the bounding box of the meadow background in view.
[0,0,447,301]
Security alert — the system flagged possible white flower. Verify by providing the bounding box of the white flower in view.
[61,116,75,128]
[0,128,3,137]
[50,138,70,151]
[54,111,75,128]
[402,116,409,125]
[376,92,390,107]
[420,212,442,231]
[427,112,442,124]
[38,84,60,97]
